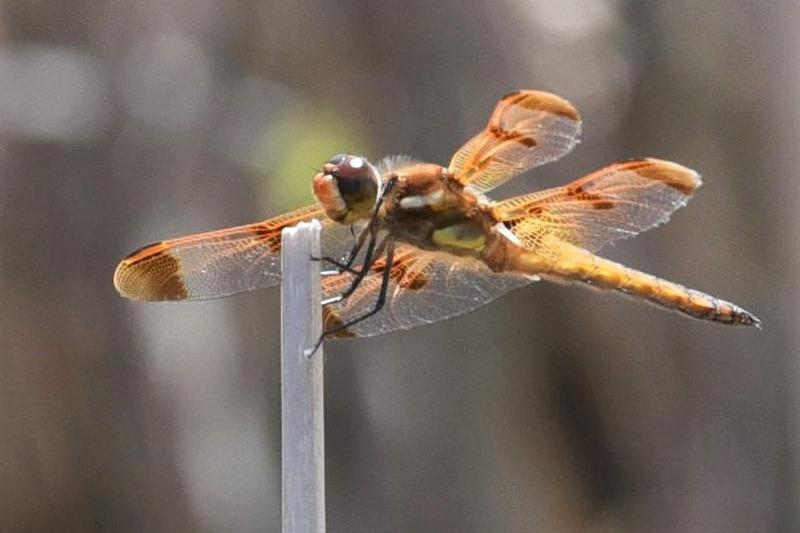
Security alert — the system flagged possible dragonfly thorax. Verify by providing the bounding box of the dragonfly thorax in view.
[313,154,380,224]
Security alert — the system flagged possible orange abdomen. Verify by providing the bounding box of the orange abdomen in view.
[507,238,760,327]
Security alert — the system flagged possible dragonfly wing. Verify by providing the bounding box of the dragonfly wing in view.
[449,90,581,194]
[322,245,532,338]
[114,204,356,301]
[494,158,702,253]
[494,160,759,327]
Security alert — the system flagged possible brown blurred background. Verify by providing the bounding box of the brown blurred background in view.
[1,1,797,532]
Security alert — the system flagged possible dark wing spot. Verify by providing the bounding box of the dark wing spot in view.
[488,126,537,147]
[123,241,167,265]
[115,250,188,301]
[565,185,616,209]
[371,258,388,273]
[159,269,190,300]
[324,308,356,338]
[390,262,429,290]
[532,93,581,121]
[626,159,699,195]
[400,271,429,290]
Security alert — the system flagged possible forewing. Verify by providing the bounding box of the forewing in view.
[495,158,702,253]
[322,245,532,337]
[449,90,581,194]
[114,204,355,301]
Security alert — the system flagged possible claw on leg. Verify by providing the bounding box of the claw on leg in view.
[304,341,323,358]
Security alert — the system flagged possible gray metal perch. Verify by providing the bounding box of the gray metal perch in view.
[281,220,325,533]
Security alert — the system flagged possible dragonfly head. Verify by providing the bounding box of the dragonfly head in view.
[313,154,380,224]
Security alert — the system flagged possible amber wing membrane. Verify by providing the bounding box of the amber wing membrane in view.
[321,245,532,337]
[494,158,759,327]
[494,158,702,254]
[449,90,582,194]
[114,204,354,301]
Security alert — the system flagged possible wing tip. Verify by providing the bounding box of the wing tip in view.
[503,89,582,123]
[113,243,189,301]
[622,158,702,195]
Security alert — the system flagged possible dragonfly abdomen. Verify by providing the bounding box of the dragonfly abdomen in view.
[508,239,761,327]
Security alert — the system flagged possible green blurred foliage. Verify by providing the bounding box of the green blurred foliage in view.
[252,103,370,210]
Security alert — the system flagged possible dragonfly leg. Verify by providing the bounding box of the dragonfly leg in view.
[333,230,392,303]
[307,176,399,355]
[308,239,396,355]
[327,175,398,299]
[317,258,359,276]
[310,220,372,274]
[309,174,396,276]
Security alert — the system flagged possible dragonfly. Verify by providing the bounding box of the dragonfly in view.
[114,90,760,340]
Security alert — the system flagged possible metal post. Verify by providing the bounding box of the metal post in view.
[281,220,325,533]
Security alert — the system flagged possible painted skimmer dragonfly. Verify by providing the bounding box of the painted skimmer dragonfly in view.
[114,90,760,339]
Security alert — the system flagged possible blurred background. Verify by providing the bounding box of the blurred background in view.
[1,0,797,531]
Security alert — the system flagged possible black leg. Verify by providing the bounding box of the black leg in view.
[321,228,389,307]
[341,174,396,271]
[309,239,396,354]
[310,175,397,278]
[316,256,360,275]
[325,175,398,300]
[332,239,395,332]
[307,176,399,355]
[341,224,370,270]
[311,221,371,274]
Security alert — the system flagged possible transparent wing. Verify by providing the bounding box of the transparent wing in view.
[114,204,357,301]
[322,244,532,338]
[449,90,582,194]
[494,158,701,253]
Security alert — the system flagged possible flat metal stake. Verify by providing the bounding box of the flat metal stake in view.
[281,220,325,533]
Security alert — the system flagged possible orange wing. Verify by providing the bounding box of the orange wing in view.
[493,159,760,327]
[493,158,702,254]
[321,245,532,337]
[449,90,582,194]
[114,204,355,301]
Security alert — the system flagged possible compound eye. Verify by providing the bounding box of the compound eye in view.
[313,154,380,223]
[328,154,369,180]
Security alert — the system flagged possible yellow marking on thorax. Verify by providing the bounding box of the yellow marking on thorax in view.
[432,221,486,251]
